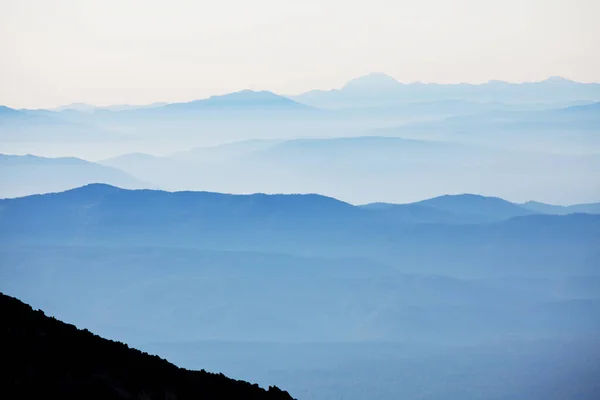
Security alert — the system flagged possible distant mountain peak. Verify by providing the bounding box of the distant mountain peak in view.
[419,193,513,204]
[69,182,123,192]
[342,72,401,90]
[168,89,309,110]
[486,79,510,85]
[52,103,97,112]
[207,90,284,102]
[543,76,574,83]
[411,193,536,221]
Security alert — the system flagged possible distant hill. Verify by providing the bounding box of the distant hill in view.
[374,101,600,155]
[291,73,600,108]
[0,105,25,117]
[0,292,293,400]
[52,102,168,112]
[91,135,600,206]
[0,154,152,198]
[557,101,600,116]
[34,91,313,121]
[437,101,600,128]
[363,195,600,223]
[412,194,537,222]
[0,105,70,125]
[164,90,311,111]
[0,106,122,142]
[50,103,101,113]
[40,91,321,142]
[92,90,317,120]
[521,200,600,215]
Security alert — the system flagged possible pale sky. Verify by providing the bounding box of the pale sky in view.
[1,0,599,109]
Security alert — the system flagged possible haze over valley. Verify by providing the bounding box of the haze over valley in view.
[2,75,600,398]
[2,74,600,204]
[2,0,600,397]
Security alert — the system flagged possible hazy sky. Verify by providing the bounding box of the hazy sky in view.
[1,0,599,108]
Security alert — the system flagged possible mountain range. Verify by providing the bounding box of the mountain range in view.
[1,184,598,278]
[3,75,600,145]
[39,74,600,115]
[291,73,600,108]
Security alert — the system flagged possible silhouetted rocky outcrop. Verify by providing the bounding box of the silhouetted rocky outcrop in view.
[0,292,294,400]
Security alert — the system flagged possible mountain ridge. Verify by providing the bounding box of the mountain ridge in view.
[2,185,598,249]
[291,74,600,108]
[6,183,599,217]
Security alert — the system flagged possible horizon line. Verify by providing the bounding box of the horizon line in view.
[4,74,600,110]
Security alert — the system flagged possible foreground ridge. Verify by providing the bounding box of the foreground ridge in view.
[0,292,294,400]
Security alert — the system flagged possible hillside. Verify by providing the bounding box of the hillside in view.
[0,154,152,198]
[0,292,293,400]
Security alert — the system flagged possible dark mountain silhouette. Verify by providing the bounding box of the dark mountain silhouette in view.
[0,154,152,198]
[0,292,293,400]
[291,74,600,108]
